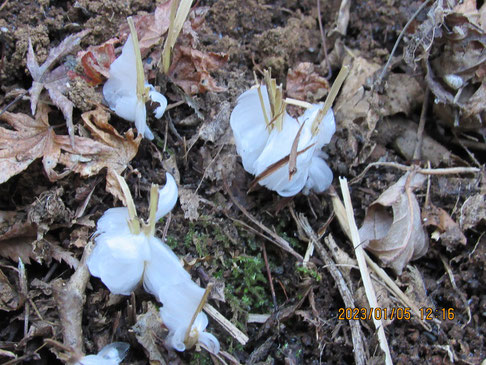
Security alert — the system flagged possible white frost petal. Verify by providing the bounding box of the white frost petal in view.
[103,35,137,112]
[113,95,138,122]
[230,86,273,174]
[97,342,129,362]
[135,99,154,140]
[148,85,168,119]
[158,280,206,350]
[303,154,333,195]
[77,355,117,365]
[76,342,129,365]
[143,237,190,297]
[95,207,131,236]
[88,233,149,295]
[230,88,336,196]
[253,114,316,197]
[155,173,178,221]
[198,331,220,354]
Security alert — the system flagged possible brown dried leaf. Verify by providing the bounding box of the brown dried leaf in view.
[79,108,142,202]
[286,62,329,102]
[0,218,37,264]
[179,188,201,221]
[359,172,429,275]
[0,105,110,183]
[169,46,228,95]
[132,302,168,364]
[27,30,90,143]
[460,193,486,230]
[74,40,117,86]
[118,1,173,55]
[0,268,19,311]
[422,203,467,249]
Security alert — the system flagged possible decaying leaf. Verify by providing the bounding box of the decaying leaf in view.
[132,302,168,364]
[0,105,110,184]
[179,187,201,221]
[27,29,90,144]
[126,0,173,55]
[359,172,429,274]
[0,268,19,311]
[335,56,423,140]
[0,215,37,264]
[422,203,467,250]
[404,0,486,130]
[79,108,142,202]
[286,62,329,102]
[460,193,486,230]
[169,46,228,95]
[72,40,117,86]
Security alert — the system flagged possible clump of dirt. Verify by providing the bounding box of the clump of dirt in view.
[67,77,103,112]
[254,15,320,77]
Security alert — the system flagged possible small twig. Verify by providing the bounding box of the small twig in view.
[413,88,430,160]
[165,99,185,111]
[261,242,277,309]
[376,0,432,86]
[204,303,249,345]
[316,0,331,78]
[53,241,94,355]
[295,216,367,365]
[224,179,303,261]
[350,161,480,184]
[339,177,392,365]
[453,131,481,168]
[195,143,224,194]
[0,0,10,11]
[0,90,28,117]
[439,254,472,329]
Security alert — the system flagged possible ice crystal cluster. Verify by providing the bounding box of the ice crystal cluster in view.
[75,342,129,365]
[87,173,219,354]
[103,21,167,140]
[230,82,336,197]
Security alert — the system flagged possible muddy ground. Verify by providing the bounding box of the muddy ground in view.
[0,0,485,364]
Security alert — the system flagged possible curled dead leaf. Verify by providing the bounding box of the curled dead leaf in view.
[359,172,429,275]
[422,203,467,250]
[169,46,228,95]
[79,108,142,203]
[286,62,329,102]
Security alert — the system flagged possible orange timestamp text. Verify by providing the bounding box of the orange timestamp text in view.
[338,307,412,321]
[338,307,455,321]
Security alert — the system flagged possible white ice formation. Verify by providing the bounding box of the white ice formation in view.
[230,85,335,197]
[87,173,219,354]
[76,342,129,365]
[103,34,167,140]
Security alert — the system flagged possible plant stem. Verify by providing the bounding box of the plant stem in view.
[143,184,159,237]
[311,65,349,135]
[127,17,147,101]
[115,172,140,234]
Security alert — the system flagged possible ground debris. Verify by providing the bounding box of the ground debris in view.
[359,172,429,275]
[27,29,90,144]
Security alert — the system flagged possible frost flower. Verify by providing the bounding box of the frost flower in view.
[230,68,348,197]
[87,173,178,295]
[76,342,129,365]
[103,18,167,140]
[87,173,220,354]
